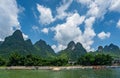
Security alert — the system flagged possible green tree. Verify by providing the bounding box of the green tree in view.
[77,53,113,66]
[0,57,5,66]
[7,52,24,66]
[24,54,43,66]
[77,54,95,66]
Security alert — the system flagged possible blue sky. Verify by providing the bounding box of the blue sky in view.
[0,0,120,52]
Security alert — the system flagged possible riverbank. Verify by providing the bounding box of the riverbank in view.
[0,66,92,70]
[0,66,120,70]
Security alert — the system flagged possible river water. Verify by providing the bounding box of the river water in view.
[0,68,120,78]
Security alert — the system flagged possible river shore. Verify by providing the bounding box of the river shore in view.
[0,66,120,70]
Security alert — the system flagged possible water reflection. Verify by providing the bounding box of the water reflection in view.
[0,68,120,78]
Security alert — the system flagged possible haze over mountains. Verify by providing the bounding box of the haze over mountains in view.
[0,30,120,60]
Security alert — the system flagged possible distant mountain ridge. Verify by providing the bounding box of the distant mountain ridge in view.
[58,41,87,60]
[97,43,120,53]
[0,30,55,58]
[0,30,36,57]
[0,30,120,59]
[34,39,55,58]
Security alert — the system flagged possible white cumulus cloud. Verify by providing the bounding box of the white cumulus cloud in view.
[109,0,120,12]
[41,28,49,34]
[37,4,55,25]
[22,33,28,40]
[52,12,96,52]
[56,0,73,20]
[53,12,85,45]
[87,0,111,19]
[98,31,111,40]
[117,19,120,28]
[51,44,66,52]
[82,17,96,51]
[32,25,40,33]
[52,12,85,52]
[77,0,120,19]
[0,0,23,41]
[36,0,73,25]
[77,0,92,5]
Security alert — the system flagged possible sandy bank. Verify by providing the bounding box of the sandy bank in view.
[0,66,119,70]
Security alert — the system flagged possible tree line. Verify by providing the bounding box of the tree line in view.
[77,53,113,66]
[0,52,113,66]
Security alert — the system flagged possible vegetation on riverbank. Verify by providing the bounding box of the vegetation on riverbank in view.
[0,52,113,66]
[77,53,113,66]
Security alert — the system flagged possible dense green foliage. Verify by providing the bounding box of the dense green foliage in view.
[77,54,113,66]
[0,52,113,66]
[6,52,68,66]
[0,57,5,66]
[7,52,24,66]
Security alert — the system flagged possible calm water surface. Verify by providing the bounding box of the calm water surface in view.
[0,68,120,78]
